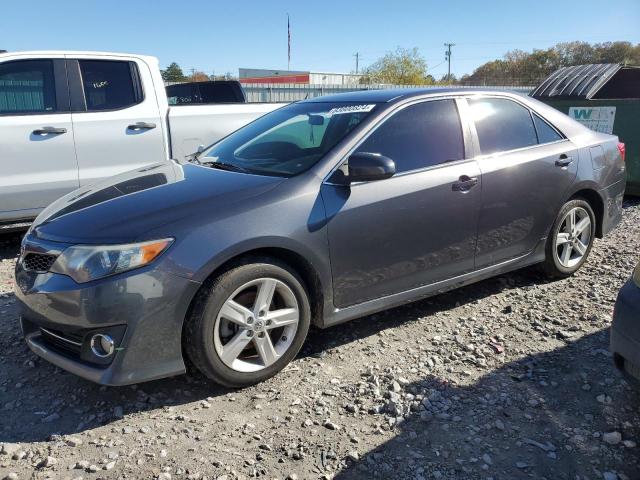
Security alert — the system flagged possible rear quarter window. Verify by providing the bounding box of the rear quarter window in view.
[532,113,564,144]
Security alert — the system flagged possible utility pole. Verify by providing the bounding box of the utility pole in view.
[444,43,455,82]
[353,52,360,74]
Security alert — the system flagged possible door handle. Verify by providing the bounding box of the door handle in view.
[452,175,479,192]
[33,126,67,135]
[127,122,156,131]
[555,154,573,167]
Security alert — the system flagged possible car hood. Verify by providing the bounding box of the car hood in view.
[31,162,286,244]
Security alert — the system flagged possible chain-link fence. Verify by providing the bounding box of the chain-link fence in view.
[165,81,534,103]
[241,83,533,102]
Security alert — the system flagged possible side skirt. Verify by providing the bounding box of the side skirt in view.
[321,238,547,328]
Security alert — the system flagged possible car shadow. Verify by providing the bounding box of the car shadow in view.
[0,265,552,444]
[333,329,640,479]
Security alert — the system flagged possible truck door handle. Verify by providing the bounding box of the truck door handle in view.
[33,126,67,135]
[127,122,156,131]
[452,175,479,192]
[555,154,573,167]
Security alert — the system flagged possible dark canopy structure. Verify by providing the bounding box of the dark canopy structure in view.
[531,64,640,100]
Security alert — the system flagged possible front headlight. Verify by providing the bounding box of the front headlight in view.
[633,261,640,288]
[51,238,173,283]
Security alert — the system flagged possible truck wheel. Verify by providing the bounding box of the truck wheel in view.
[184,257,310,388]
[541,198,596,278]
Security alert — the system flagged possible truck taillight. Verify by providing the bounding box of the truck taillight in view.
[618,142,626,162]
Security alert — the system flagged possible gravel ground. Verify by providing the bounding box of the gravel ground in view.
[1,200,639,480]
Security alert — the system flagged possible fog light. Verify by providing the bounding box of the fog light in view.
[90,334,115,358]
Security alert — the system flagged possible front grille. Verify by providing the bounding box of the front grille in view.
[23,253,57,273]
[40,327,84,356]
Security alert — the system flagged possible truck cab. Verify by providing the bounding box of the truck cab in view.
[0,51,284,229]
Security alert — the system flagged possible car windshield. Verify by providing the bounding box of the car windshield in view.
[201,102,378,176]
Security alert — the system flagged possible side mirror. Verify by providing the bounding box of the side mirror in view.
[347,152,396,182]
[308,114,325,126]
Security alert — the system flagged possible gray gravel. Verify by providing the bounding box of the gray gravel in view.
[1,200,639,480]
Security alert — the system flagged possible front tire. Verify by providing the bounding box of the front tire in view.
[542,198,596,278]
[184,258,311,388]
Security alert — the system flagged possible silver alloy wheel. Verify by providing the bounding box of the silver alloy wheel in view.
[213,278,300,373]
[555,206,592,268]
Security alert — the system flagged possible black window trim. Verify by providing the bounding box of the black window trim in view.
[72,58,145,113]
[324,95,472,185]
[0,58,70,117]
[464,94,569,159]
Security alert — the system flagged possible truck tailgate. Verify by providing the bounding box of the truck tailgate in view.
[168,103,286,160]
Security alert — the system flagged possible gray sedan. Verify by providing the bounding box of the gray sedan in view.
[15,88,626,387]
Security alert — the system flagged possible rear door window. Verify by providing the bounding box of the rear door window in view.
[0,60,58,114]
[469,97,538,155]
[355,99,464,174]
[79,60,142,111]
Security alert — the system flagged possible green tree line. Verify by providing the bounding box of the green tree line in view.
[459,41,640,86]
[361,41,640,86]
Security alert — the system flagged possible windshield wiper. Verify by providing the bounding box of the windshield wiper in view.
[202,160,252,174]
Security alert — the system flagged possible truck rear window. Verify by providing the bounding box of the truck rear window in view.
[79,60,142,111]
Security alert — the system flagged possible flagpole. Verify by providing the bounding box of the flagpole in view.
[287,14,291,71]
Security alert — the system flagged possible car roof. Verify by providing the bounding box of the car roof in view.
[302,87,521,103]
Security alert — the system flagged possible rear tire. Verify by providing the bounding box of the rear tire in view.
[184,257,310,388]
[541,198,596,278]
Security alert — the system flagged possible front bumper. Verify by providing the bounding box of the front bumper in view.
[15,237,201,386]
[611,278,640,381]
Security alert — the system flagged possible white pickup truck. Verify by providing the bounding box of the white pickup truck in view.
[0,51,284,228]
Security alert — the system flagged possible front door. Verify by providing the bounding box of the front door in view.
[0,58,78,222]
[466,96,579,268]
[322,99,481,308]
[69,57,166,186]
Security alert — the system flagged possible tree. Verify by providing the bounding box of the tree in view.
[189,71,210,82]
[364,47,429,85]
[161,62,186,83]
[461,41,640,86]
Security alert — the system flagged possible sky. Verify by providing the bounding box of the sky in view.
[2,0,639,78]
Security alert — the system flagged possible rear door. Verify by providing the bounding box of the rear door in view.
[467,96,578,268]
[322,98,481,308]
[68,57,166,186]
[0,57,78,222]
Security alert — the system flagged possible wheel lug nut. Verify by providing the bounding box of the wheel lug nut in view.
[281,336,287,341]
[247,317,254,324]
[247,330,254,337]
[266,319,272,326]
[258,310,266,317]
[257,332,265,338]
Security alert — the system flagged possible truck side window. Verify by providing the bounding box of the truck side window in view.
[0,60,57,114]
[79,60,142,111]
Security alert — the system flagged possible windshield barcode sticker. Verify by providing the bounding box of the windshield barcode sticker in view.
[328,104,376,115]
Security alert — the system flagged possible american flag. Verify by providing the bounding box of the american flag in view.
[287,14,291,69]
